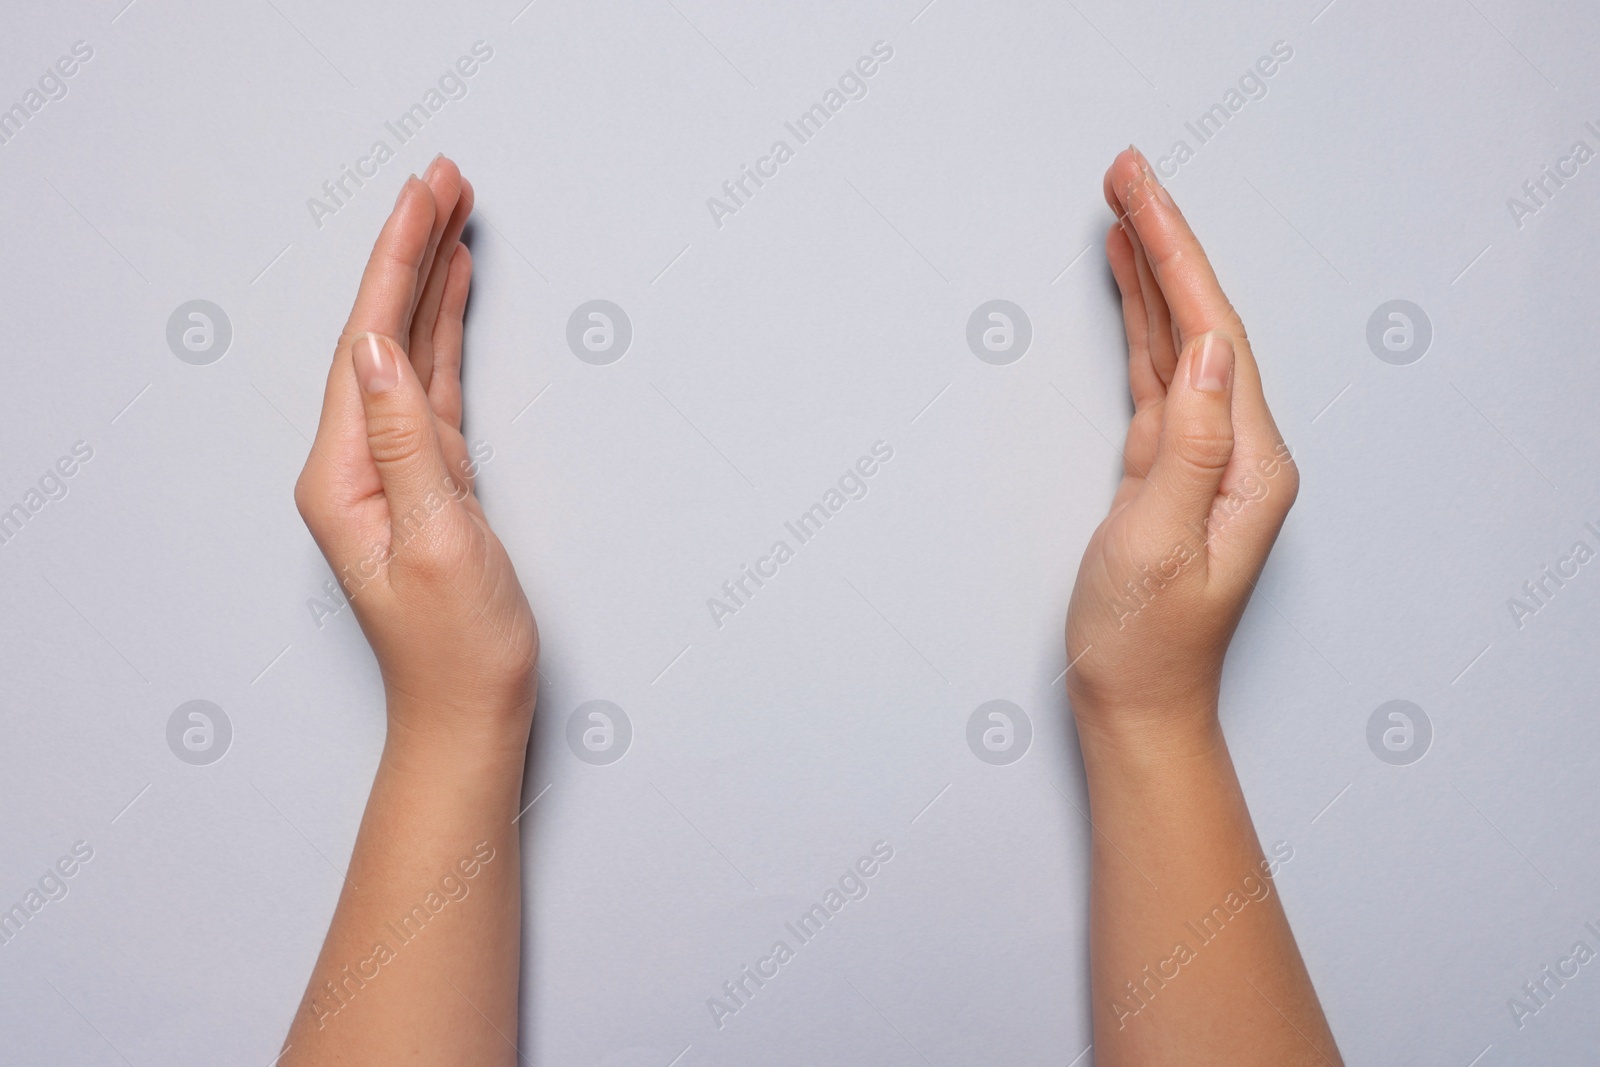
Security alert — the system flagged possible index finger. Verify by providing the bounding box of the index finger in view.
[1109,148,1238,345]
[340,176,438,345]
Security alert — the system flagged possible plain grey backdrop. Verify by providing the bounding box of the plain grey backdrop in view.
[2,0,1599,1063]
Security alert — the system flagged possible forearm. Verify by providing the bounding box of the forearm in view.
[1077,708,1339,1066]
[282,702,531,1066]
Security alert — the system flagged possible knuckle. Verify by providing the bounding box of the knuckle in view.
[334,329,370,363]
[401,542,451,582]
[366,413,429,466]
[1225,305,1248,341]
[395,522,463,584]
[293,473,323,526]
[1151,243,1188,277]
[1277,458,1301,510]
[1172,426,1234,471]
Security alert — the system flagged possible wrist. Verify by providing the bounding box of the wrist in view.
[382,690,534,778]
[1070,695,1226,772]
[383,667,535,725]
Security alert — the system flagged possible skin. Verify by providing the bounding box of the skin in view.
[1064,147,1340,1064]
[278,148,1338,1065]
[281,155,536,1067]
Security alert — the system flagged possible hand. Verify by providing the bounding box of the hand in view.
[1065,148,1297,745]
[294,156,538,743]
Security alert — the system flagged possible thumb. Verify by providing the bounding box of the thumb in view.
[1142,331,1236,529]
[353,332,458,533]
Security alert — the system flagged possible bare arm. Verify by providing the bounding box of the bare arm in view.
[281,157,538,1066]
[1064,148,1339,1066]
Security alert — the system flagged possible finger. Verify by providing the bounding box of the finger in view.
[436,425,476,506]
[1122,400,1164,481]
[341,178,438,344]
[407,156,462,327]
[410,173,474,391]
[410,163,473,388]
[1107,223,1165,478]
[352,331,460,546]
[1139,332,1235,537]
[1112,148,1236,347]
[429,244,472,433]
[1106,223,1164,411]
[1106,152,1178,386]
[1126,216,1179,388]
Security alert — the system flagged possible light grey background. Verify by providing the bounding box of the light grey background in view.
[1,0,1597,1063]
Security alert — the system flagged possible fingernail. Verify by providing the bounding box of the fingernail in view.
[1148,165,1176,210]
[1131,145,1155,183]
[356,333,398,394]
[1191,333,1234,393]
[1132,148,1177,210]
[424,153,443,180]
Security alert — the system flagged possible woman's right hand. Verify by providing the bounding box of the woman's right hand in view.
[1064,147,1298,746]
[293,156,538,746]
